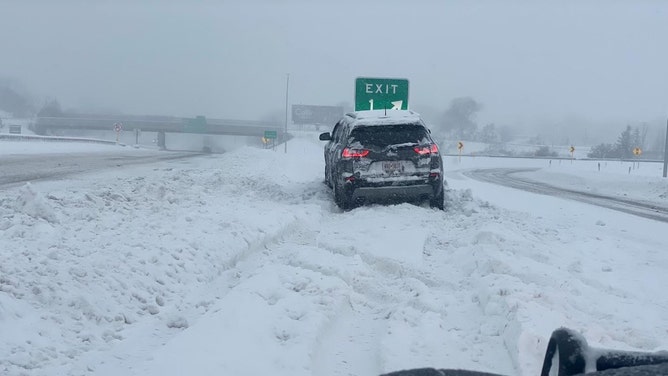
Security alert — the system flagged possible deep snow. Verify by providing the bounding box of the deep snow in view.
[1,134,667,376]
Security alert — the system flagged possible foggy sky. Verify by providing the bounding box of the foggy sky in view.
[2,0,667,131]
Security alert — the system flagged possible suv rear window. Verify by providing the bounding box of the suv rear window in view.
[349,123,429,148]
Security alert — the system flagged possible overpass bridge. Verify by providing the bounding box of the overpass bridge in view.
[31,114,286,148]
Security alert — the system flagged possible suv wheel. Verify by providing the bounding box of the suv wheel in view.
[429,188,445,210]
[325,165,332,188]
[334,181,353,210]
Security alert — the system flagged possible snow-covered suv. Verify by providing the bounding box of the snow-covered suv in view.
[319,110,445,210]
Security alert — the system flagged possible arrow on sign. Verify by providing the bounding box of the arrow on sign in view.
[391,100,403,110]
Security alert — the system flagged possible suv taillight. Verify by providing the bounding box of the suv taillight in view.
[342,148,369,159]
[414,144,439,155]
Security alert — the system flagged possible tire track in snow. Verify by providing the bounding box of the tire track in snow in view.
[311,300,384,376]
[261,202,518,376]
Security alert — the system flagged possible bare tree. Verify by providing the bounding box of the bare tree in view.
[37,99,63,117]
[440,97,482,140]
[0,78,34,117]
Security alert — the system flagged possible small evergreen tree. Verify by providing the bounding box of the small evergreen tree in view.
[588,125,646,158]
[479,123,499,143]
[614,125,633,159]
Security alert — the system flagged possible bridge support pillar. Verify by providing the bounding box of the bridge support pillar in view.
[157,131,166,150]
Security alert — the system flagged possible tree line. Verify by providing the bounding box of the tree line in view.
[435,96,514,144]
[433,96,663,157]
[587,125,648,159]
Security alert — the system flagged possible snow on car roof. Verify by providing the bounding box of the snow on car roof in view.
[346,110,423,126]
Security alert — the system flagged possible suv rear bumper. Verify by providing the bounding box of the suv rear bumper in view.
[348,180,442,202]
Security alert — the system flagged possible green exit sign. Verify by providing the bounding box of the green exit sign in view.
[264,130,277,139]
[355,77,409,111]
[185,115,207,133]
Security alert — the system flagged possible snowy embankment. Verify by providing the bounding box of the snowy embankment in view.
[1,133,667,376]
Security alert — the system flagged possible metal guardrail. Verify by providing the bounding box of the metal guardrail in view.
[442,153,664,164]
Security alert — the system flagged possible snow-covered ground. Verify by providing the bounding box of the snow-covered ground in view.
[0,140,157,155]
[1,133,667,376]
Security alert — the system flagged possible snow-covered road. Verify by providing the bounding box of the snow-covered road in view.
[1,134,667,376]
[463,168,668,222]
[0,152,202,188]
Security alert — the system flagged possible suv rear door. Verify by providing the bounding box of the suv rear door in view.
[347,123,433,179]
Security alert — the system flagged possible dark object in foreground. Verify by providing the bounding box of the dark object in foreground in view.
[381,328,668,376]
[541,327,668,376]
[382,369,501,376]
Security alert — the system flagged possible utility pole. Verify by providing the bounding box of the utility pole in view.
[663,118,668,178]
[284,73,290,154]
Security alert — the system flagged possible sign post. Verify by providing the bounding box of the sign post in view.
[284,73,289,154]
[457,141,464,163]
[355,77,409,111]
[633,147,642,170]
[265,130,277,151]
[114,123,123,143]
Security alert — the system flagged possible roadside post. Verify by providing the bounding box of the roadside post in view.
[457,141,464,163]
[633,147,642,170]
[569,146,575,162]
[114,122,122,143]
[663,118,668,178]
[284,73,289,154]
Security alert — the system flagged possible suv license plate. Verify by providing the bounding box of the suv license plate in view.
[383,161,403,174]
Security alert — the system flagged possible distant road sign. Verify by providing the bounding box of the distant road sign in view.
[8,125,21,134]
[633,147,642,156]
[355,77,409,111]
[292,105,343,125]
[114,123,122,132]
[264,130,277,139]
[570,146,575,153]
[458,141,464,150]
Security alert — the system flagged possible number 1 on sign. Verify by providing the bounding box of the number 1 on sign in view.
[369,99,374,110]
